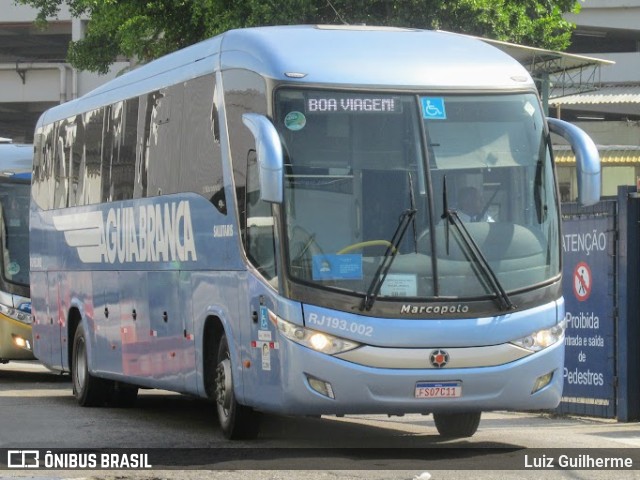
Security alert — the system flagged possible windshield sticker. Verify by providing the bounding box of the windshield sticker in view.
[380,273,417,297]
[524,101,536,116]
[284,111,306,131]
[421,97,447,120]
[7,262,20,276]
[312,254,362,281]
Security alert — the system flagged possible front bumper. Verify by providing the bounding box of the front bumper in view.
[256,337,564,416]
[0,313,35,361]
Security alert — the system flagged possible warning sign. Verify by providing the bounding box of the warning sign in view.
[560,204,615,418]
[573,261,592,301]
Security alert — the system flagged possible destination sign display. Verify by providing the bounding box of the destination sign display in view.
[306,95,402,114]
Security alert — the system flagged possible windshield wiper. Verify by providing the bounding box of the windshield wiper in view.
[408,172,418,254]
[360,207,417,311]
[440,176,515,312]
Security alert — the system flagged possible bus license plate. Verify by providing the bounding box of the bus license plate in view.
[415,381,462,399]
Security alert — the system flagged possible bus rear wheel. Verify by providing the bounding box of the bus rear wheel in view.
[72,323,110,406]
[433,411,481,438]
[214,334,260,439]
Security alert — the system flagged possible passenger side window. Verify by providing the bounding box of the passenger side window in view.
[33,123,55,210]
[111,99,138,201]
[54,119,72,209]
[83,108,104,206]
[222,69,268,244]
[69,114,84,207]
[146,85,184,197]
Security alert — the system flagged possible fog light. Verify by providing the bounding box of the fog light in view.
[531,371,554,394]
[306,375,335,399]
[12,334,31,351]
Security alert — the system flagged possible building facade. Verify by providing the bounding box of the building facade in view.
[2,0,638,197]
[554,0,640,198]
[0,0,129,142]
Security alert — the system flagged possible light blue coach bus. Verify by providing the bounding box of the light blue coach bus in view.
[30,25,600,439]
[0,140,33,362]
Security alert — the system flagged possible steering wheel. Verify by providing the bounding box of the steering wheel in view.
[337,240,397,255]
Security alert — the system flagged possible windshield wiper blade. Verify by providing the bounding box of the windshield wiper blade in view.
[360,208,417,311]
[440,177,515,312]
[441,175,452,255]
[408,172,418,254]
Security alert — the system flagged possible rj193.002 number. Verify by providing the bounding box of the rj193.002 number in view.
[306,312,373,337]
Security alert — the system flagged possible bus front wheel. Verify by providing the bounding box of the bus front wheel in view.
[72,323,110,407]
[214,334,260,439]
[433,411,481,438]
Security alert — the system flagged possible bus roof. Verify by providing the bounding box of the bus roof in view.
[0,143,33,177]
[37,25,534,127]
[220,26,534,89]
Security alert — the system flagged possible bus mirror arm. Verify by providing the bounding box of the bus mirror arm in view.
[242,113,284,204]
[547,117,601,207]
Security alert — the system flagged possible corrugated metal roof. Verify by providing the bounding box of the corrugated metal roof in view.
[550,85,640,106]
[478,37,614,75]
[554,145,640,164]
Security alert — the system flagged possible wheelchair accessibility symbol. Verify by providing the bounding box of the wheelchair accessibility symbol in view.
[421,97,447,120]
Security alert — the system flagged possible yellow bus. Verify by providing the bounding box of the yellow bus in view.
[0,140,34,363]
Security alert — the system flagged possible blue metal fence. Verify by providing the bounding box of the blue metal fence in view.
[616,186,640,422]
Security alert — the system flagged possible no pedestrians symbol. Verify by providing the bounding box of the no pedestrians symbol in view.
[573,261,592,302]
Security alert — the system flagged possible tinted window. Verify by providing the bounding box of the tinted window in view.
[69,114,84,207]
[83,108,104,205]
[54,119,72,209]
[34,75,228,211]
[180,74,225,212]
[223,69,267,244]
[33,123,55,210]
[111,99,138,201]
[147,85,183,197]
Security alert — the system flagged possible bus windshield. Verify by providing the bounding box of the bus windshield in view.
[0,180,30,286]
[275,89,559,302]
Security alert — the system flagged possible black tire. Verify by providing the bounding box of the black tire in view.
[433,411,481,438]
[214,334,260,439]
[72,323,110,406]
[109,382,138,408]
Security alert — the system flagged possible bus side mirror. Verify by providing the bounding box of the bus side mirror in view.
[242,113,284,204]
[547,117,601,207]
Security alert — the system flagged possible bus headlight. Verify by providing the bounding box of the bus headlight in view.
[11,334,31,351]
[273,314,360,355]
[511,320,566,352]
[0,302,33,325]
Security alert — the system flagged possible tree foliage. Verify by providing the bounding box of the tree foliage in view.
[15,0,581,74]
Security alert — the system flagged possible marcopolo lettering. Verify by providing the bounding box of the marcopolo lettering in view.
[400,304,469,315]
[53,200,197,264]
